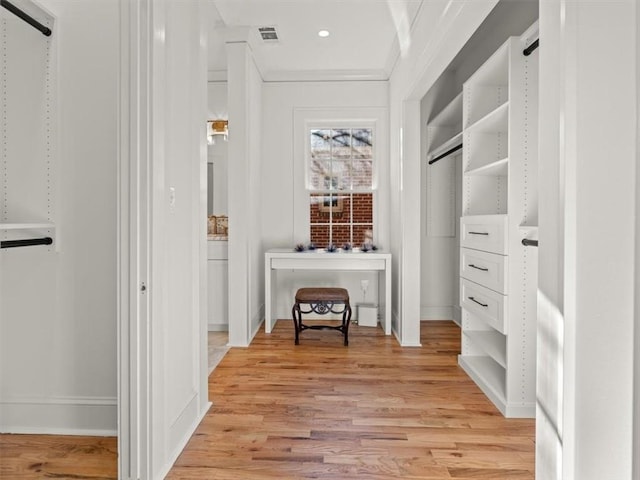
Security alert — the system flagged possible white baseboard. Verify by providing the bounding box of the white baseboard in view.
[452,306,461,326]
[156,401,211,480]
[0,395,117,435]
[249,303,264,343]
[420,305,454,320]
[207,324,229,332]
[251,304,265,341]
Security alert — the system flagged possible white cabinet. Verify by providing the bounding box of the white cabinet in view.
[207,241,228,330]
[458,27,539,418]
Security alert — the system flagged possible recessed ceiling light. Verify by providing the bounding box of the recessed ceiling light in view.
[318,30,330,38]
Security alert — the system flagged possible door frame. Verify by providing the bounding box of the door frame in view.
[118,0,152,477]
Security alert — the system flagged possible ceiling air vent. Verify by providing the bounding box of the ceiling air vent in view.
[258,26,279,42]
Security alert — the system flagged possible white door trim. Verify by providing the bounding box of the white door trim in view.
[118,0,152,478]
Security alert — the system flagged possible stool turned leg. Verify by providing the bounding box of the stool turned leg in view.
[292,302,301,345]
[343,303,352,346]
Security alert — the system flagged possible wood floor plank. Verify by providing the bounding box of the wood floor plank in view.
[0,434,117,479]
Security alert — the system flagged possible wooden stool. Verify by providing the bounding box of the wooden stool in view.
[292,287,352,346]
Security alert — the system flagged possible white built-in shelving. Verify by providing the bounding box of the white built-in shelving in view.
[426,92,463,163]
[425,91,463,240]
[458,25,539,418]
[1,8,56,251]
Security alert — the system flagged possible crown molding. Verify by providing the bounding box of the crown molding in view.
[261,69,389,83]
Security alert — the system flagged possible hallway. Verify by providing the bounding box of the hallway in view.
[167,321,534,479]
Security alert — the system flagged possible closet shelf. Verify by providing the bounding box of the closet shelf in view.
[427,132,462,163]
[465,157,508,176]
[465,40,509,87]
[0,222,55,230]
[465,102,509,134]
[464,330,507,368]
[429,92,463,128]
[459,355,507,409]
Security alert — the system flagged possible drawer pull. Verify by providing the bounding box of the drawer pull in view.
[468,296,488,308]
[468,264,488,272]
[468,231,489,236]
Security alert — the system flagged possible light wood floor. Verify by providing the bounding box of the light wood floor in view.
[168,320,535,479]
[0,434,117,479]
[0,321,535,479]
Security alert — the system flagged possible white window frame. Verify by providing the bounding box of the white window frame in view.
[306,125,376,246]
[293,107,387,247]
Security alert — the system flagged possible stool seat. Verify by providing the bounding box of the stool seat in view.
[292,287,352,346]
[295,287,349,303]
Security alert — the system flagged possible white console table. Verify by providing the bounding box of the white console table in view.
[264,249,392,335]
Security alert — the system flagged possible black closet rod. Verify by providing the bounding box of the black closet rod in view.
[1,0,52,36]
[428,143,462,165]
[523,38,539,56]
[1,236,53,249]
[521,238,538,247]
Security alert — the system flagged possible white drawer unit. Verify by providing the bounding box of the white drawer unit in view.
[460,215,508,255]
[460,248,508,294]
[460,278,507,334]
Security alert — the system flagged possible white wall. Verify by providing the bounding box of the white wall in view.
[207,82,228,215]
[537,1,637,479]
[226,40,264,345]
[260,81,389,321]
[0,0,117,434]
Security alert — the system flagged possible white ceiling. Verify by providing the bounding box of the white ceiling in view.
[207,0,424,82]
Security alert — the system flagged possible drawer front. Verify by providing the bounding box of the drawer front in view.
[460,279,507,334]
[460,248,508,294]
[271,257,385,271]
[460,216,507,255]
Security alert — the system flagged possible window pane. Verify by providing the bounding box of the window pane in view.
[310,224,330,248]
[332,160,351,191]
[310,194,330,224]
[308,159,331,190]
[352,159,372,189]
[352,128,372,158]
[332,194,351,224]
[331,129,351,159]
[312,193,344,218]
[310,129,331,159]
[332,224,351,246]
[352,193,373,224]
[354,224,374,246]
